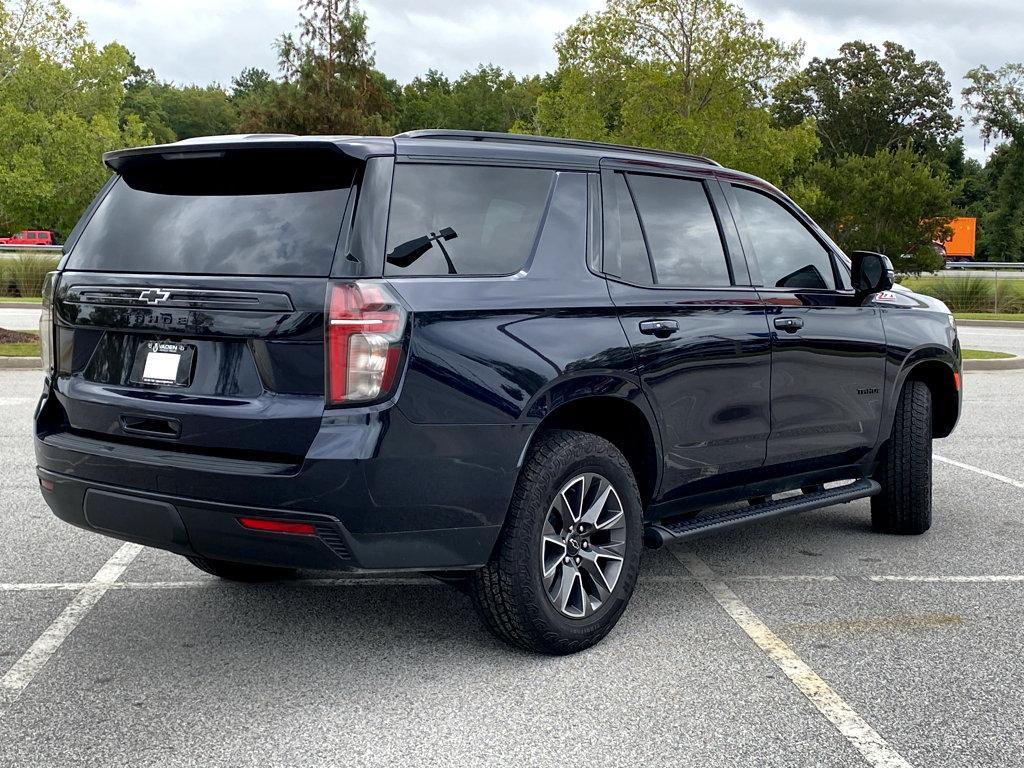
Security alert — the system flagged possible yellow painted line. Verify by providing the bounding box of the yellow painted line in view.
[672,548,911,769]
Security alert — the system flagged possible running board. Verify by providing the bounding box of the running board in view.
[644,478,881,548]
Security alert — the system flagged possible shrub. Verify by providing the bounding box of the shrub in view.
[10,253,59,298]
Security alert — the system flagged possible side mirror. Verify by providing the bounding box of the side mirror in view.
[850,251,894,296]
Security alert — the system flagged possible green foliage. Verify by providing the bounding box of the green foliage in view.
[902,275,1024,314]
[239,0,394,134]
[773,41,959,160]
[0,0,152,235]
[520,0,817,185]
[122,62,237,143]
[8,253,59,297]
[963,65,1024,261]
[397,65,546,133]
[792,146,957,273]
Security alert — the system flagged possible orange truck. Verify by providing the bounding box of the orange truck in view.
[941,217,976,262]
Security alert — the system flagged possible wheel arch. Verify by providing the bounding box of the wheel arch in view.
[520,380,663,510]
[888,346,961,440]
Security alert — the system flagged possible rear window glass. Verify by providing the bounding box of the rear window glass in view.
[67,150,352,276]
[385,164,553,276]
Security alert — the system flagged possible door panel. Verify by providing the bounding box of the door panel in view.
[760,293,887,469]
[724,182,888,472]
[600,164,771,503]
[610,283,772,498]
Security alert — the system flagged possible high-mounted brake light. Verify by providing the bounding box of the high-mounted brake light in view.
[238,517,316,535]
[326,281,407,405]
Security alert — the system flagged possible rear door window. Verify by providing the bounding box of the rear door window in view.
[627,174,731,287]
[385,164,554,276]
[66,149,353,276]
[731,186,836,290]
[602,172,653,286]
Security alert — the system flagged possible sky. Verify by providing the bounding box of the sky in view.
[65,0,1024,161]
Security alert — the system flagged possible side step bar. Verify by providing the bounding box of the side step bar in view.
[644,478,881,548]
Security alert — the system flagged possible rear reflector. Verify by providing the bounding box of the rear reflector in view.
[953,371,961,391]
[39,478,55,491]
[238,517,316,535]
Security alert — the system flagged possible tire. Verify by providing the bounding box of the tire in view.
[185,555,296,582]
[470,429,643,655]
[871,379,933,535]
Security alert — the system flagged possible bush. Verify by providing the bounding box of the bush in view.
[901,275,1024,313]
[9,253,59,298]
[0,261,13,297]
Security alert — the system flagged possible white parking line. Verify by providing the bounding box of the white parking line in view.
[935,455,1024,489]
[672,548,911,769]
[0,543,142,715]
[5,573,1024,592]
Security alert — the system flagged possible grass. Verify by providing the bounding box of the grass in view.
[954,312,1024,322]
[0,341,41,357]
[0,328,40,357]
[0,295,41,303]
[961,348,1016,360]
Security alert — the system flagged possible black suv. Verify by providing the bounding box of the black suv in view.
[35,130,962,654]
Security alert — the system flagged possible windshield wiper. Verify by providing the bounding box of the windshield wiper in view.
[386,227,459,274]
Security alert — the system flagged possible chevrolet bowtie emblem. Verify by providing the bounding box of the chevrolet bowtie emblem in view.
[138,288,171,304]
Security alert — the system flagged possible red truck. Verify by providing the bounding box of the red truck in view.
[0,230,59,246]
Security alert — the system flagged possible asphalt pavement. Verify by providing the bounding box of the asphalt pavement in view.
[1,366,1024,766]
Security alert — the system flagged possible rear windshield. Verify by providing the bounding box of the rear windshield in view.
[66,149,353,276]
[385,164,554,277]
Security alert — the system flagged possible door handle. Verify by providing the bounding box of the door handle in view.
[773,317,804,333]
[639,319,679,337]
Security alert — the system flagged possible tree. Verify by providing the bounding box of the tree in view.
[773,41,960,160]
[962,64,1024,261]
[396,65,547,133]
[522,0,818,185]
[793,146,956,273]
[0,0,152,235]
[240,0,394,134]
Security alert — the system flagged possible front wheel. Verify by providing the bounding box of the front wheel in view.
[872,379,933,535]
[470,429,643,655]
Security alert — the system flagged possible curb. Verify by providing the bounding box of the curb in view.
[0,356,41,369]
[0,302,41,309]
[964,355,1024,371]
[956,319,1024,329]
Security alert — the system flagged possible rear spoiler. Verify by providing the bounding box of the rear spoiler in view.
[103,136,395,173]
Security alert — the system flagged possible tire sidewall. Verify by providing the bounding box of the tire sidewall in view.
[516,437,642,643]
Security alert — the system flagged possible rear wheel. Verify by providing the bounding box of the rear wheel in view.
[470,429,642,655]
[872,379,933,535]
[185,555,296,582]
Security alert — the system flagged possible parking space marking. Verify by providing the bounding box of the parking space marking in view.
[935,454,1024,489]
[0,543,142,715]
[671,548,912,769]
[5,573,1024,592]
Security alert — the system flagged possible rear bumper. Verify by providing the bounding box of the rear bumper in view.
[34,390,529,571]
[37,467,503,572]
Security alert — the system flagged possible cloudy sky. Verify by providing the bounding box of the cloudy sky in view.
[66,0,1023,160]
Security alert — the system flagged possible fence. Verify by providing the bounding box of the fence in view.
[903,262,1024,314]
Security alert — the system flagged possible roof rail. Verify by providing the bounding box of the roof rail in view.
[394,129,722,167]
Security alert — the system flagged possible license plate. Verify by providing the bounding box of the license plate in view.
[131,341,194,386]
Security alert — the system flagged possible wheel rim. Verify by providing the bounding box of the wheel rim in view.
[540,473,627,619]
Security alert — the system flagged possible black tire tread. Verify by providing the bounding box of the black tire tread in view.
[872,379,933,535]
[469,429,641,655]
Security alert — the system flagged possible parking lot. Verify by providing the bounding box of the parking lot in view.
[1,361,1023,767]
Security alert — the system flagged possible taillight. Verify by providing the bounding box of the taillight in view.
[325,281,407,405]
[39,272,56,375]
